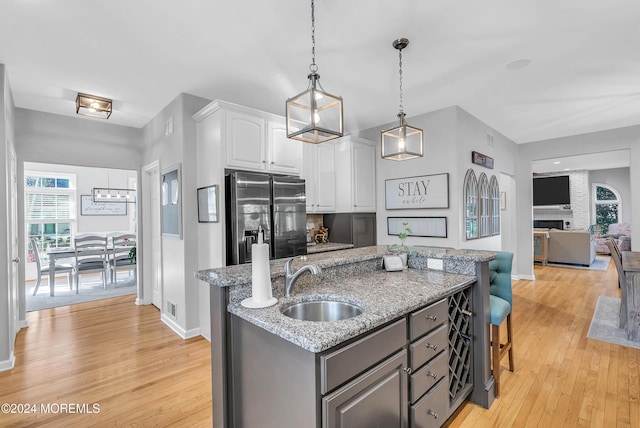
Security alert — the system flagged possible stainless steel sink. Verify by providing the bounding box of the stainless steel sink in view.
[281,300,363,322]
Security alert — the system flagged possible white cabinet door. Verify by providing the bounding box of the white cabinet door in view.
[302,142,336,213]
[352,141,376,211]
[226,111,266,171]
[314,142,337,212]
[301,143,317,212]
[267,121,301,175]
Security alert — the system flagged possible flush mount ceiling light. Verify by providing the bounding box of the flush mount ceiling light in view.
[286,0,343,144]
[381,38,423,161]
[76,93,112,119]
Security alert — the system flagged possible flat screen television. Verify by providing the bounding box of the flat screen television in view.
[533,175,571,206]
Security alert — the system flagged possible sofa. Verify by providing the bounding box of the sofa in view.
[547,229,596,266]
[595,223,631,254]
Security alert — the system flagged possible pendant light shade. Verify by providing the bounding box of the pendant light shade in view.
[381,38,423,161]
[286,0,343,144]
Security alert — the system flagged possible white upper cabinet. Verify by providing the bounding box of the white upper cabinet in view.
[267,121,301,174]
[334,136,377,212]
[302,141,336,213]
[226,111,266,170]
[225,109,301,174]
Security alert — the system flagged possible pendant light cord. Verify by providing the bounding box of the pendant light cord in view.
[398,48,404,115]
[310,0,318,73]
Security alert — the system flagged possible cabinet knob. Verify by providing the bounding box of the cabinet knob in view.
[425,315,437,321]
[270,161,274,164]
[262,160,266,163]
[402,367,412,375]
[426,343,438,351]
[461,309,473,317]
[427,410,438,419]
[426,371,437,379]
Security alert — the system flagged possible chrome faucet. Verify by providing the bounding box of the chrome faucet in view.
[284,257,321,297]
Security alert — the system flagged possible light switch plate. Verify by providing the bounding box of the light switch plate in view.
[427,258,444,270]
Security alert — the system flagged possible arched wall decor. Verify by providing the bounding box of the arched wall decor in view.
[464,168,501,240]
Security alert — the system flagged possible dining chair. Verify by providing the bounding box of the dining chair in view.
[606,238,627,329]
[109,233,137,284]
[489,250,515,398]
[30,238,74,296]
[73,235,109,293]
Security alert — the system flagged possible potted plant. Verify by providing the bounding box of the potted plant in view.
[389,221,412,266]
[128,246,136,264]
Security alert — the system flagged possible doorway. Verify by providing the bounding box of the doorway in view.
[142,160,162,309]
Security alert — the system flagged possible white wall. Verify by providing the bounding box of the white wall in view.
[357,106,518,252]
[516,126,640,279]
[141,93,210,338]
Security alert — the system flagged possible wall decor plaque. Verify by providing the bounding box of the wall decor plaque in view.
[471,151,494,169]
[80,195,127,216]
[385,173,449,209]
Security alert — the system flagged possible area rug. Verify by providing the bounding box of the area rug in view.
[547,255,610,271]
[26,276,137,312]
[587,296,640,349]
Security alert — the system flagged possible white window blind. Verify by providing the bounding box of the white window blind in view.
[26,193,71,220]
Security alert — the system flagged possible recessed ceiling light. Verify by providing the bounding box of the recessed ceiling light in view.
[505,58,531,70]
[553,161,561,165]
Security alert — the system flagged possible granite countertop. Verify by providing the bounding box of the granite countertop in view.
[228,268,476,353]
[195,245,494,288]
[306,242,355,254]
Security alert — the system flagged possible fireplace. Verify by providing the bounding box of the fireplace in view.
[533,220,564,230]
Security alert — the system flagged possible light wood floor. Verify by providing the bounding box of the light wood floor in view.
[0,296,212,427]
[446,260,640,428]
[2,260,638,427]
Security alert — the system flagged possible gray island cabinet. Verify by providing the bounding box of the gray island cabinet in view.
[196,246,496,428]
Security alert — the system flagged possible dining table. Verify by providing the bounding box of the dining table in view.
[46,247,76,297]
[621,251,640,342]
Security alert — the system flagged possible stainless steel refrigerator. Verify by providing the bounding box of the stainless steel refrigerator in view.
[225,171,307,265]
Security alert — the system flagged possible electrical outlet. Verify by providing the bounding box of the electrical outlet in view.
[427,258,443,270]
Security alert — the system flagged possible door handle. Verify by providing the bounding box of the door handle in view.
[12,257,20,263]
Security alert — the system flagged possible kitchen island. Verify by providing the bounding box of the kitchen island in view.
[197,246,496,428]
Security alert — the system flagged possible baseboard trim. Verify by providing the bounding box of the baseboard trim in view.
[161,314,202,339]
[19,319,29,329]
[519,274,536,281]
[0,353,16,372]
[135,297,152,306]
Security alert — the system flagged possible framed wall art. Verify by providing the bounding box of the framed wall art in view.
[197,185,219,223]
[80,195,127,216]
[385,173,449,209]
[161,164,182,238]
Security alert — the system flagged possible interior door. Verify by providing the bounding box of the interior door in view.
[9,143,19,346]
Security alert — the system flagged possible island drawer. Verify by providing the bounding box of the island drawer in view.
[410,323,448,370]
[409,298,447,340]
[410,350,448,403]
[320,318,407,394]
[411,376,449,428]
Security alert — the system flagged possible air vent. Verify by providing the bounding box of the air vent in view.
[486,133,494,148]
[167,300,177,318]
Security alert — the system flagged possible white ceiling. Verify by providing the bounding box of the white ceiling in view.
[1,0,639,143]
[531,149,630,173]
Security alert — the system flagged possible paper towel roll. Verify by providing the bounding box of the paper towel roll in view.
[251,242,272,302]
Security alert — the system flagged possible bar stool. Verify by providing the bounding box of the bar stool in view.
[489,251,515,397]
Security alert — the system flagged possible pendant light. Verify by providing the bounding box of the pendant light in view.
[381,38,423,161]
[286,0,343,144]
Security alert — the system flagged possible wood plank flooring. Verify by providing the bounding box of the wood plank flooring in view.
[2,259,638,427]
[446,260,640,428]
[0,296,212,427]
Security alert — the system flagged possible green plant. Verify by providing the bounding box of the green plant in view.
[389,222,412,253]
[128,246,136,263]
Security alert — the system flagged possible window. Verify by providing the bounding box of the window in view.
[489,175,500,236]
[25,172,76,263]
[464,169,478,240]
[592,183,621,233]
[478,173,490,237]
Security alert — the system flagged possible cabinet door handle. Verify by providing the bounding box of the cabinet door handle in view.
[427,410,438,419]
[402,367,412,375]
[426,371,437,379]
[426,343,438,351]
[425,315,437,321]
